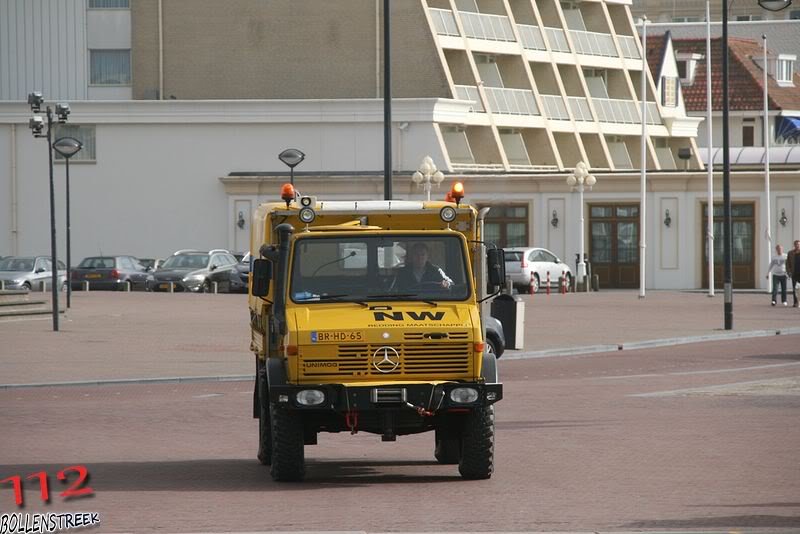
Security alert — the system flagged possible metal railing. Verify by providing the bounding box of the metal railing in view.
[454,85,484,112]
[459,11,516,42]
[484,87,539,115]
[568,96,593,121]
[569,29,617,57]
[429,8,460,37]
[545,27,570,52]
[618,35,641,59]
[645,102,661,125]
[541,94,570,120]
[593,97,641,124]
[517,24,547,51]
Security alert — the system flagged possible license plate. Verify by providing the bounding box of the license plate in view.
[86,274,102,279]
[312,331,364,343]
[159,283,170,289]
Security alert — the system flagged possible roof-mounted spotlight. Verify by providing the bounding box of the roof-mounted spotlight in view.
[55,103,71,123]
[27,92,43,113]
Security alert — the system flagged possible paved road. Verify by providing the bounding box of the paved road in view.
[2,290,800,385]
[2,335,798,532]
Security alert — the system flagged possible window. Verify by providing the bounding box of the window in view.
[480,205,529,248]
[742,119,755,147]
[662,76,678,107]
[791,10,800,19]
[672,16,701,22]
[735,15,762,21]
[90,50,131,85]
[89,0,129,7]
[53,125,96,161]
[777,59,794,84]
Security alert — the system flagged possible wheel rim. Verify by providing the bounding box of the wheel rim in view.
[532,275,539,293]
[486,341,495,355]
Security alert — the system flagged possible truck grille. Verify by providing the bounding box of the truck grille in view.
[403,330,469,341]
[301,342,471,379]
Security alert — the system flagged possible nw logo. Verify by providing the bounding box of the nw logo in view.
[373,311,446,321]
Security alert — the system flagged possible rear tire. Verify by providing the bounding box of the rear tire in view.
[257,372,271,466]
[269,403,305,481]
[530,274,540,294]
[434,429,461,464]
[458,405,495,480]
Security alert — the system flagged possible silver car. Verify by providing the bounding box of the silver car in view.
[503,247,573,294]
[0,256,67,291]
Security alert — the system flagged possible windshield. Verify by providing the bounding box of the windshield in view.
[290,235,470,303]
[0,258,35,272]
[161,254,209,269]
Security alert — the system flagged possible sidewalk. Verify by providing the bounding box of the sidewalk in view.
[1,290,797,386]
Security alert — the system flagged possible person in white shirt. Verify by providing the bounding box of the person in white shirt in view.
[767,244,788,306]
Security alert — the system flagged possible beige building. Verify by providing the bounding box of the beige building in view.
[631,0,800,22]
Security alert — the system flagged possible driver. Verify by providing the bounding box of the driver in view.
[394,242,453,290]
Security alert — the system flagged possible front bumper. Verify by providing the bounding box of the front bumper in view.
[270,382,502,412]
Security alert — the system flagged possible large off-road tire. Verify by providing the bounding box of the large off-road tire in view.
[256,373,271,466]
[434,434,462,464]
[269,403,305,481]
[458,405,495,480]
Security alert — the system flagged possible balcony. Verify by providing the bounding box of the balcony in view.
[518,24,546,51]
[454,85,484,112]
[459,11,515,42]
[645,102,661,126]
[545,27,570,53]
[593,97,640,124]
[618,35,641,60]
[430,8,460,37]
[484,87,539,115]
[569,29,617,58]
[568,96,593,121]
[541,95,569,120]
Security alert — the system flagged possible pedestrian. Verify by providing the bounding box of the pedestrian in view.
[788,240,800,308]
[767,244,788,306]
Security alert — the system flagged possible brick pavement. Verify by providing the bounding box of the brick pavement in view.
[1,289,797,385]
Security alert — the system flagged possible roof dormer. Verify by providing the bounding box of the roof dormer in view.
[754,53,796,87]
[675,52,704,86]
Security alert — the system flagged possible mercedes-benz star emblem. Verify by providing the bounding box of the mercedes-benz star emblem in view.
[372,346,400,373]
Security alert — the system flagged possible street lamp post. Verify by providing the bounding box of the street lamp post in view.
[53,137,83,309]
[411,156,444,201]
[27,93,72,332]
[566,162,596,292]
[278,148,305,186]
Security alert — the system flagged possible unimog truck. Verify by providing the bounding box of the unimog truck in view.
[248,182,505,481]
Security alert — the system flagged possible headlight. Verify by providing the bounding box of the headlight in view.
[182,274,205,283]
[440,206,457,222]
[296,389,325,406]
[449,387,479,404]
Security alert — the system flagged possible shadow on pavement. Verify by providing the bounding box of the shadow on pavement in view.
[0,458,462,493]
[621,514,800,529]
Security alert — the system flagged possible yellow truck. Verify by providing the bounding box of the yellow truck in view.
[248,182,505,481]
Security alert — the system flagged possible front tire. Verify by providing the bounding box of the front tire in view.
[270,403,305,481]
[458,405,495,480]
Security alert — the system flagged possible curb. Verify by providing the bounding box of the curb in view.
[502,326,800,361]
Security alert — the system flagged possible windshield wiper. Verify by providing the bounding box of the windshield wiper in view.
[366,294,438,306]
[313,294,369,308]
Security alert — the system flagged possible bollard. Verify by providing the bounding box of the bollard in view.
[529,276,535,297]
[125,280,131,292]
[0,280,4,290]
[546,272,551,295]
[169,282,174,293]
[561,271,567,294]
[83,281,90,292]
[41,281,47,292]
[212,281,218,294]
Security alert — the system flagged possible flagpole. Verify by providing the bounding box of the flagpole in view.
[639,16,648,299]
[764,33,773,294]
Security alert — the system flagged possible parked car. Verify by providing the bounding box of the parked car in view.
[71,256,153,291]
[231,252,251,293]
[151,250,244,293]
[504,247,573,294]
[0,256,67,291]
[484,315,505,358]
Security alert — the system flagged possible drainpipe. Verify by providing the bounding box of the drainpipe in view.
[10,124,18,255]
[158,0,164,100]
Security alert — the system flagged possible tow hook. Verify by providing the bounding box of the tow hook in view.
[345,410,359,434]
[405,401,434,417]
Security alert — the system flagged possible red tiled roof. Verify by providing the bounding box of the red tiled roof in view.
[647,35,800,112]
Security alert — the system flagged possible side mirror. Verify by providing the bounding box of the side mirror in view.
[251,259,272,297]
[35,268,45,274]
[487,248,505,289]
[209,265,217,271]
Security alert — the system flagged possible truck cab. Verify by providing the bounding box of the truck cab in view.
[249,184,504,481]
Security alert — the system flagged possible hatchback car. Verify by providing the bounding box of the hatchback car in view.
[0,256,67,291]
[151,250,243,293]
[504,247,573,294]
[71,256,153,291]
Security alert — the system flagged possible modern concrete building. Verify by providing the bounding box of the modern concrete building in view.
[1,0,797,290]
[631,0,800,23]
